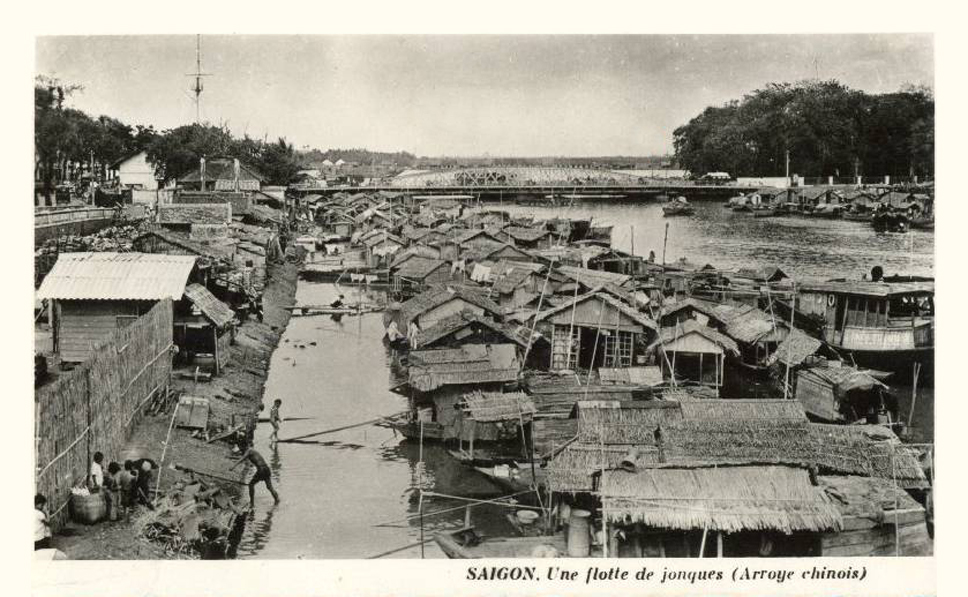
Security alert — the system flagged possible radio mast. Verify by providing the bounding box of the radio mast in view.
[187,34,212,123]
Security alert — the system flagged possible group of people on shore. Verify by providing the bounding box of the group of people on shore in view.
[34,452,157,550]
[88,451,159,521]
[35,398,285,551]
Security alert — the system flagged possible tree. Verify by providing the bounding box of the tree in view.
[35,76,84,201]
[672,80,934,179]
[145,123,235,183]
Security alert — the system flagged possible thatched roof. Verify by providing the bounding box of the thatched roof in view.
[600,464,842,533]
[661,421,928,488]
[408,344,520,392]
[659,386,720,401]
[460,391,535,422]
[577,401,683,445]
[767,329,823,367]
[678,399,807,423]
[547,444,660,492]
[797,364,888,393]
[717,305,788,345]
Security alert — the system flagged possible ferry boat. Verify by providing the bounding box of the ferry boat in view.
[797,275,933,377]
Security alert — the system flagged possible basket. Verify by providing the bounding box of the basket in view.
[71,492,107,524]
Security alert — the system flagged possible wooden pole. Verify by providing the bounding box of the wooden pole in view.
[717,532,723,558]
[908,362,922,427]
[699,524,708,558]
[154,402,180,504]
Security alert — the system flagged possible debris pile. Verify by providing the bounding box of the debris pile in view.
[133,474,242,559]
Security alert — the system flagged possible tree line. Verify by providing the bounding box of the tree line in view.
[35,76,305,201]
[672,80,934,179]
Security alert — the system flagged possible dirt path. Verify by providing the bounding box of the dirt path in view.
[54,262,299,559]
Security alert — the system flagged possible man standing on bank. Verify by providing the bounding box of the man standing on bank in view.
[230,444,280,508]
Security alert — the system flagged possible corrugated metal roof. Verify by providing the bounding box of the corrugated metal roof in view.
[37,252,196,301]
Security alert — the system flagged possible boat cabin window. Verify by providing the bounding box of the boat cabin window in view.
[888,294,934,319]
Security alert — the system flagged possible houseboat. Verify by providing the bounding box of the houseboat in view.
[797,276,933,377]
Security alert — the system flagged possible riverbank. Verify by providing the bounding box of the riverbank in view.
[52,261,299,559]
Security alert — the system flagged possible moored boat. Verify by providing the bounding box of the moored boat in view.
[797,273,933,379]
[662,196,695,216]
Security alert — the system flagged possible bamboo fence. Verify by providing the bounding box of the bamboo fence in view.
[35,299,174,530]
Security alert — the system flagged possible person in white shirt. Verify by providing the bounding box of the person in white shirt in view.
[34,494,51,550]
[89,452,104,491]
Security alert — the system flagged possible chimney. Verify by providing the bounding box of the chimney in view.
[199,157,206,192]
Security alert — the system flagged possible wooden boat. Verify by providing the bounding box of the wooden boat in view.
[662,198,695,216]
[797,276,933,378]
[872,211,909,233]
[435,527,572,559]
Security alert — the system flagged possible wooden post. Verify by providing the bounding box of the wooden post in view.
[212,327,220,376]
[717,532,724,558]
[908,362,922,427]
[468,421,475,460]
[699,525,708,558]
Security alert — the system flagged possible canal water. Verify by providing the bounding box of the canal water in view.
[236,202,934,559]
[498,199,934,278]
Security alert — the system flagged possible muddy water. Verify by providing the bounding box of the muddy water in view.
[235,281,519,559]
[237,202,934,559]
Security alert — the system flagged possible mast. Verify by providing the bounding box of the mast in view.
[188,34,212,124]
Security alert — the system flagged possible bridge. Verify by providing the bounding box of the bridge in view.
[291,166,754,201]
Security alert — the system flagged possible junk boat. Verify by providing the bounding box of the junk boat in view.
[661,196,696,216]
[797,271,933,378]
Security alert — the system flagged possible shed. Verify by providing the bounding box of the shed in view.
[181,283,236,373]
[650,320,739,389]
[794,363,890,422]
[37,252,197,362]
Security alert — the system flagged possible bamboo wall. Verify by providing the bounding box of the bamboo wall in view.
[35,299,173,530]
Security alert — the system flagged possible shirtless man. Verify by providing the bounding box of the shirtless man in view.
[230,445,280,508]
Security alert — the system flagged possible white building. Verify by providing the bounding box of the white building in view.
[110,151,159,190]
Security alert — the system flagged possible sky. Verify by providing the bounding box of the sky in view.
[35,34,933,157]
